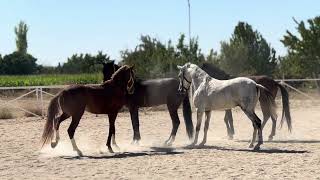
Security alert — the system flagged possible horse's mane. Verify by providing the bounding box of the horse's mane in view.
[201,63,232,80]
[102,65,130,86]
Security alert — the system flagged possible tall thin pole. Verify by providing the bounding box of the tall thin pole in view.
[187,0,191,45]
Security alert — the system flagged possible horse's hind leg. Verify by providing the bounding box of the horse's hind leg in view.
[242,109,263,150]
[199,111,211,146]
[68,112,84,156]
[269,116,277,141]
[261,102,275,141]
[224,109,234,140]
[51,113,70,148]
[165,106,180,146]
[107,112,118,153]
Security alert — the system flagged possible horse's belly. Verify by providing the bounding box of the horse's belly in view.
[207,97,237,110]
[86,98,124,114]
[203,93,238,110]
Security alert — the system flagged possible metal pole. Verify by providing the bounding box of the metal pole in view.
[40,88,44,117]
[187,0,191,45]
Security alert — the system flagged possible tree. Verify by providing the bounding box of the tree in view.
[120,35,176,78]
[120,34,205,79]
[280,16,320,78]
[15,21,28,54]
[1,52,37,74]
[0,54,3,74]
[61,51,110,73]
[217,22,277,76]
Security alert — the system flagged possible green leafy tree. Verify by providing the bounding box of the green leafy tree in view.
[0,22,38,75]
[1,52,37,74]
[15,21,28,54]
[61,51,110,73]
[120,34,205,79]
[280,16,320,78]
[120,35,176,78]
[217,22,277,76]
[0,54,3,74]
[176,34,205,65]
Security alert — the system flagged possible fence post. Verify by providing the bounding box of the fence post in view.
[313,73,320,95]
[35,88,39,104]
[40,87,44,117]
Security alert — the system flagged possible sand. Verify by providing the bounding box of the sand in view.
[0,99,320,179]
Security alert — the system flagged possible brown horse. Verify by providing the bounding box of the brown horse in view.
[41,65,135,155]
[102,61,193,146]
[201,63,292,140]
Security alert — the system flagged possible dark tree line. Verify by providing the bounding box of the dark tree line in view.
[1,16,319,79]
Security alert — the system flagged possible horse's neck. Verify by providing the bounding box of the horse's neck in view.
[190,67,216,91]
[102,80,126,93]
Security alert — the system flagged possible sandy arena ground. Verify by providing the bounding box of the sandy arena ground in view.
[0,99,320,179]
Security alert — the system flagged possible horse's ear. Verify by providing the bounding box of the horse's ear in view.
[110,60,115,64]
[130,65,135,69]
[177,65,182,70]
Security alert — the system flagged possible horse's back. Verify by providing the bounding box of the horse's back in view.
[194,77,258,110]
[130,78,182,107]
[59,84,125,115]
[248,75,278,97]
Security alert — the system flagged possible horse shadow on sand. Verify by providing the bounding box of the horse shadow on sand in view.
[236,139,320,144]
[182,145,309,154]
[61,146,183,160]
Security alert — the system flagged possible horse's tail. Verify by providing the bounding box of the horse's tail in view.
[40,93,61,148]
[256,84,277,124]
[182,94,194,140]
[277,82,292,132]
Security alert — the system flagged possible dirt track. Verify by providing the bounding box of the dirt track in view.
[0,99,320,179]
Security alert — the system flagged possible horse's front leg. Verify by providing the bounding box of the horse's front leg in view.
[129,106,141,145]
[107,112,118,153]
[190,110,204,146]
[199,111,211,146]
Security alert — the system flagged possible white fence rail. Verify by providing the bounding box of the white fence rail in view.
[0,79,319,118]
[275,78,320,100]
[0,85,67,118]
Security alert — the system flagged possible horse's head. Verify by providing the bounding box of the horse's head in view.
[177,62,193,93]
[102,60,120,82]
[111,65,135,94]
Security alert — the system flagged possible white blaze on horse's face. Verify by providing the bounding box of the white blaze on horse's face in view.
[127,68,135,94]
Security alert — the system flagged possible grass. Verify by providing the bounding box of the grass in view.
[0,73,103,87]
[23,105,44,117]
[0,108,14,119]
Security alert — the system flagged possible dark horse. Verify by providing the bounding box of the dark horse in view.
[201,63,292,140]
[102,61,193,145]
[41,65,135,155]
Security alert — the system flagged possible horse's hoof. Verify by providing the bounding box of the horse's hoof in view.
[248,143,254,148]
[253,146,260,151]
[51,142,58,148]
[164,141,173,147]
[113,144,120,151]
[199,142,206,147]
[268,136,273,141]
[76,150,83,157]
[186,142,196,148]
[228,135,234,140]
[108,147,114,153]
[131,140,140,145]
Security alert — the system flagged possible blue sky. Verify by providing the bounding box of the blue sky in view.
[0,0,319,66]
